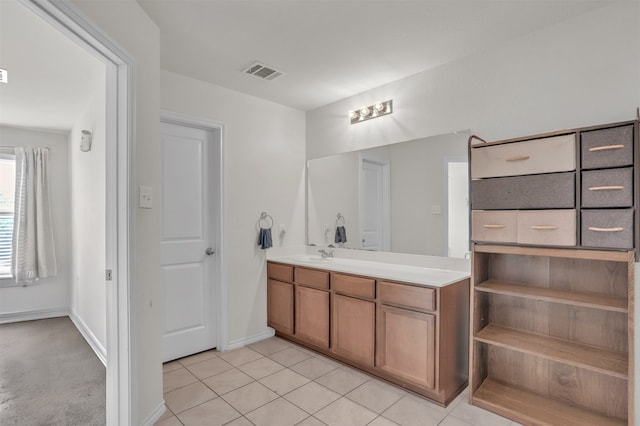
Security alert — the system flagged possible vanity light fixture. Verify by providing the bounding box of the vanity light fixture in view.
[0,68,7,84]
[349,100,392,124]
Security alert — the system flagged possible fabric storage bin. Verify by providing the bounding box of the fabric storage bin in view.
[471,134,575,179]
[581,125,633,170]
[581,209,634,249]
[582,167,633,208]
[471,210,517,243]
[471,172,575,210]
[517,210,576,246]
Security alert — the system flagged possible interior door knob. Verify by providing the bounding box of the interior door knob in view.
[205,247,215,255]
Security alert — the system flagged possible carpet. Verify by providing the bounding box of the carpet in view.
[0,316,106,425]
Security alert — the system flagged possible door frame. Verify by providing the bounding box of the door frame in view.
[20,0,134,423]
[160,110,227,352]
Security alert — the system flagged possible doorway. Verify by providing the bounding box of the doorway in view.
[160,113,224,362]
[446,160,469,258]
[360,157,390,251]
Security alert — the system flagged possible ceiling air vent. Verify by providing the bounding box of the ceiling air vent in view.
[244,62,284,81]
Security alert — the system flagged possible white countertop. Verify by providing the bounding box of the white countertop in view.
[268,255,470,288]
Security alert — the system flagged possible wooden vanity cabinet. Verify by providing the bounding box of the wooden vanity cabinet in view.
[266,261,470,407]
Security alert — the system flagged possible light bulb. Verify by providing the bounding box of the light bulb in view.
[348,111,357,119]
[360,107,370,117]
[373,102,384,112]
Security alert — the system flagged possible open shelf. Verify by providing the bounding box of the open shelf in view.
[472,379,626,426]
[475,279,628,313]
[474,244,632,262]
[475,324,628,378]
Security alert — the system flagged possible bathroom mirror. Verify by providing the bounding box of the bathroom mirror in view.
[307,131,470,258]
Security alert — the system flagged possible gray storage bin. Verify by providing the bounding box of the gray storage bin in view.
[581,125,633,169]
[581,209,634,249]
[471,172,575,210]
[582,167,633,208]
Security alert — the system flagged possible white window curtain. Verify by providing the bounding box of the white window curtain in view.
[11,147,57,283]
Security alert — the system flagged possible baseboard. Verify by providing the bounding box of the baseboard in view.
[141,401,167,426]
[69,311,107,366]
[0,307,69,324]
[225,327,275,351]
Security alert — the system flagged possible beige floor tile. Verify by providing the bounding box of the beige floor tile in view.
[439,416,474,426]
[269,347,313,367]
[157,407,174,421]
[186,357,234,380]
[222,382,279,414]
[314,397,378,426]
[290,357,339,380]
[177,398,240,426]
[179,349,219,366]
[248,337,292,355]
[218,347,263,366]
[154,415,182,426]
[162,361,183,374]
[295,417,327,426]
[369,417,400,426]
[284,381,340,414]
[238,356,284,379]
[223,416,254,425]
[315,367,370,395]
[259,368,310,395]
[382,394,447,426]
[163,367,199,393]
[346,379,405,414]
[245,397,309,426]
[448,401,512,426]
[203,368,254,395]
[165,381,217,414]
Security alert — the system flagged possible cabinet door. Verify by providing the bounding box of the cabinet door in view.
[267,279,294,335]
[332,294,375,366]
[295,286,330,348]
[376,305,436,389]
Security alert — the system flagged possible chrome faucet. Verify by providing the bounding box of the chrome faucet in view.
[318,249,334,258]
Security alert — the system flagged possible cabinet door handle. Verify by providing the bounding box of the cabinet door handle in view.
[530,225,559,230]
[588,185,624,191]
[588,144,625,152]
[505,155,530,162]
[588,227,624,232]
[483,224,506,229]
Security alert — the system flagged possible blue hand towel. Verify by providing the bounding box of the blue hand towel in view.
[335,226,347,243]
[258,227,273,249]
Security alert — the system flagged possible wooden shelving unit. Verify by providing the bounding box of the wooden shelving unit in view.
[470,244,634,425]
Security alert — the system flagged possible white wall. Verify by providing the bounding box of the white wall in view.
[0,126,71,319]
[69,82,107,352]
[70,0,163,422]
[160,70,306,346]
[306,2,640,158]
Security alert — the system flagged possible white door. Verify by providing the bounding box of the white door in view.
[360,159,389,251]
[161,122,217,362]
[447,161,469,258]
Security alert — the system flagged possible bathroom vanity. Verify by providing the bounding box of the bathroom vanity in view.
[266,256,470,406]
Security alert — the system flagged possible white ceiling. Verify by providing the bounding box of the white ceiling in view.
[138,0,614,111]
[0,0,104,132]
[0,0,615,131]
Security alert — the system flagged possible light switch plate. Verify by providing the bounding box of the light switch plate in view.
[431,205,441,215]
[139,186,152,209]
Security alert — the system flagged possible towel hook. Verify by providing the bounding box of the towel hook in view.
[336,213,346,226]
[258,211,274,229]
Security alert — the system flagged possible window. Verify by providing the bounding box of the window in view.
[0,154,15,278]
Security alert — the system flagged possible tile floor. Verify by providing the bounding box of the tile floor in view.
[156,337,521,426]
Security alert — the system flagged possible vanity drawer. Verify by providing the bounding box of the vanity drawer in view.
[295,267,330,290]
[378,281,436,312]
[582,167,633,208]
[471,134,575,179]
[581,209,634,249]
[517,210,576,246]
[267,262,293,282]
[581,125,634,170]
[471,172,575,210]
[471,210,517,243]
[332,273,375,299]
